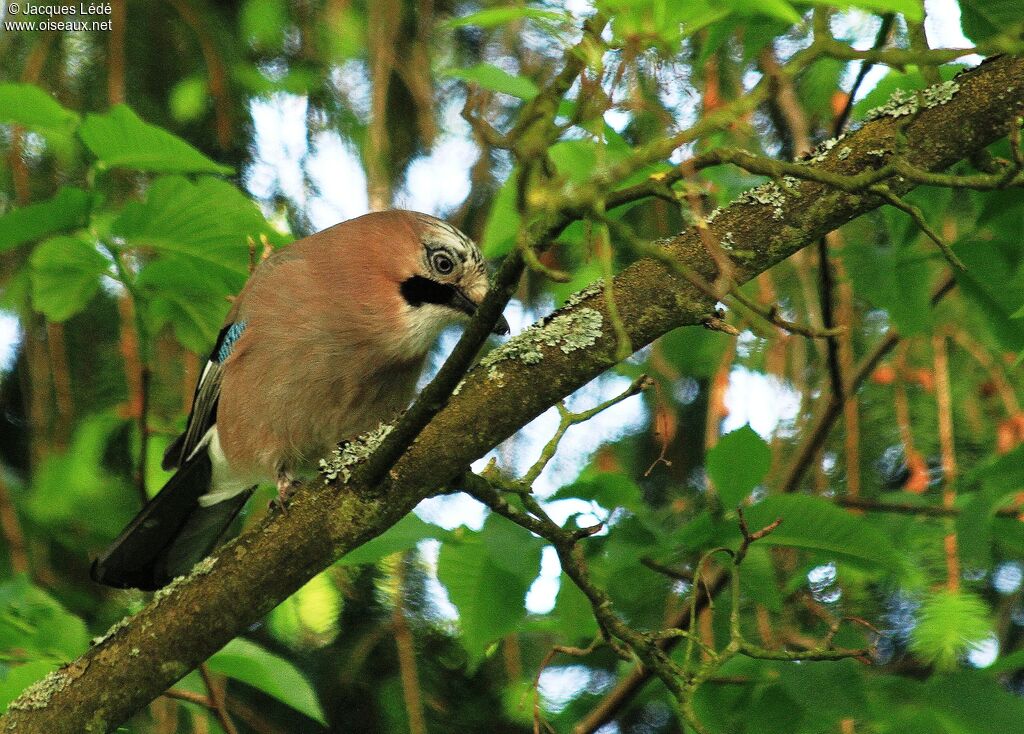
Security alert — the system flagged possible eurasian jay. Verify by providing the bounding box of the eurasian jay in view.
[91,210,509,590]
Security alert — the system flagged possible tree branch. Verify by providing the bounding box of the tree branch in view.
[3,55,1023,734]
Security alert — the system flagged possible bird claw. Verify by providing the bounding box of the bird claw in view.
[272,475,302,513]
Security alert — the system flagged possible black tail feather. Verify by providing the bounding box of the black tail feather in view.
[91,450,252,590]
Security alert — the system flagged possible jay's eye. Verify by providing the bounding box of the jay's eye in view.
[432,253,455,275]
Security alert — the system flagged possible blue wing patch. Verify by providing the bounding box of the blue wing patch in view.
[215,320,247,363]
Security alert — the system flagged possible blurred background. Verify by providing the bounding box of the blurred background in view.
[1,0,1024,732]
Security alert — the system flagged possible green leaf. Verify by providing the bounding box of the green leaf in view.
[927,672,1024,733]
[443,64,539,100]
[481,173,520,258]
[741,495,903,572]
[29,236,109,321]
[953,238,1024,352]
[657,325,731,378]
[136,257,233,354]
[841,238,932,335]
[553,571,599,642]
[169,77,209,123]
[798,0,922,22]
[112,175,280,282]
[0,83,80,136]
[706,425,771,508]
[0,661,59,714]
[339,514,451,566]
[908,590,992,671]
[240,0,288,49]
[552,470,645,513]
[779,658,868,721]
[206,638,326,724]
[738,546,783,613]
[79,104,233,175]
[959,0,1023,42]
[0,187,91,253]
[28,412,137,538]
[728,0,802,24]
[268,572,342,648]
[0,576,89,660]
[443,7,568,28]
[988,648,1024,674]
[956,487,999,568]
[437,518,543,666]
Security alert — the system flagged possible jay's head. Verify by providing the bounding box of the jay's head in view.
[392,212,510,350]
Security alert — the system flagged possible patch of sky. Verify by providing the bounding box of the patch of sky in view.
[525,545,561,614]
[993,562,1023,595]
[722,366,802,440]
[0,314,20,372]
[539,665,599,714]
[967,634,999,668]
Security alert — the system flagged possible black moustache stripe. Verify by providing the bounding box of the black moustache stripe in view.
[400,276,458,308]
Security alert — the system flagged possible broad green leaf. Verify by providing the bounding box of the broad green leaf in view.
[796,58,847,121]
[926,672,1024,733]
[657,325,731,378]
[779,659,869,721]
[741,495,904,572]
[136,257,235,354]
[956,489,994,568]
[79,104,233,175]
[728,0,802,24]
[169,77,209,123]
[268,572,342,648]
[112,175,280,282]
[481,173,520,258]
[738,546,783,613]
[29,236,109,322]
[339,514,451,565]
[841,238,932,335]
[988,648,1024,673]
[605,0,730,44]
[706,425,771,508]
[745,681,805,734]
[798,0,922,22]
[966,444,1024,495]
[0,661,58,714]
[959,0,1023,42]
[908,590,991,671]
[443,7,568,28]
[28,412,137,538]
[0,83,80,136]
[240,0,288,50]
[0,576,89,660]
[437,518,543,665]
[552,470,644,513]
[207,638,327,724]
[443,65,539,100]
[553,572,599,642]
[0,187,91,252]
[953,238,1024,352]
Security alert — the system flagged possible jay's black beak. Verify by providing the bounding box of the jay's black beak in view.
[491,313,511,336]
[449,288,510,336]
[399,276,510,335]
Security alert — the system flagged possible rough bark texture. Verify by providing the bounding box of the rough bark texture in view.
[3,54,1022,734]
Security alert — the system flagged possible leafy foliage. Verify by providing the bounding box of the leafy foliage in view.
[0,1,1023,732]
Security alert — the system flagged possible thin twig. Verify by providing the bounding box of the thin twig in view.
[392,554,429,734]
[932,332,960,591]
[199,664,238,734]
[778,275,956,494]
[870,185,966,270]
[832,14,896,135]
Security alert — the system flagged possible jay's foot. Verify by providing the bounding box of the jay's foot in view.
[272,473,302,513]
